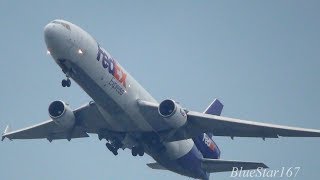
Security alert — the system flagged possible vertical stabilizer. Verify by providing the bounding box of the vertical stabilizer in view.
[193,99,223,159]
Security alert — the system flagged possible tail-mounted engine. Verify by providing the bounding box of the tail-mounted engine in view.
[48,100,75,129]
[158,99,187,128]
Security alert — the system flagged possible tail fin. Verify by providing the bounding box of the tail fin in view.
[204,99,223,115]
[192,99,223,159]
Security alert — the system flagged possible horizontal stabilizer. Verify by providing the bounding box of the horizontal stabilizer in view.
[147,162,167,170]
[201,158,268,173]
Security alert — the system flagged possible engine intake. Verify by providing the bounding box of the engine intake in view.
[48,100,75,129]
[159,99,176,117]
[158,99,187,128]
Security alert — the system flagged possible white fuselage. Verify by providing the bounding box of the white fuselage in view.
[44,20,204,179]
[45,20,155,132]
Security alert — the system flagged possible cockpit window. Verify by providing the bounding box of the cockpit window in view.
[51,20,71,31]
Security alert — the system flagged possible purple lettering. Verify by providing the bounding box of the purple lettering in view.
[96,43,127,89]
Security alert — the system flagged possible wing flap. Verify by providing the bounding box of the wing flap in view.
[201,158,268,173]
[47,127,89,140]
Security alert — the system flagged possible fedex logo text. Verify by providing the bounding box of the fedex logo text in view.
[96,44,127,88]
[203,134,216,151]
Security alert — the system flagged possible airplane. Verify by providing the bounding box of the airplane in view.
[2,19,320,180]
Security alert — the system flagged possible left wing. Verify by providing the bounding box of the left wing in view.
[172,111,320,140]
[2,101,107,141]
[137,100,320,141]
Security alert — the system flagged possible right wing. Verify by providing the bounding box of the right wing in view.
[2,120,89,141]
[2,101,108,141]
[201,158,268,173]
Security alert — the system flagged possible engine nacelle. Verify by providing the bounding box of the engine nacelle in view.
[48,100,75,129]
[158,99,187,128]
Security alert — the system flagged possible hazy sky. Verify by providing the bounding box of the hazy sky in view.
[1,1,320,179]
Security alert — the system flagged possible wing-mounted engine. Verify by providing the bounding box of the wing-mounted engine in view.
[48,100,75,129]
[158,99,187,128]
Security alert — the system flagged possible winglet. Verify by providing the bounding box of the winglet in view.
[1,125,11,141]
[204,99,224,115]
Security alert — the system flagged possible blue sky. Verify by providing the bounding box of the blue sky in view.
[1,1,320,179]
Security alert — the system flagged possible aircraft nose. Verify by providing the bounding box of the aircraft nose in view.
[44,23,56,41]
[44,22,66,47]
[44,21,72,59]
